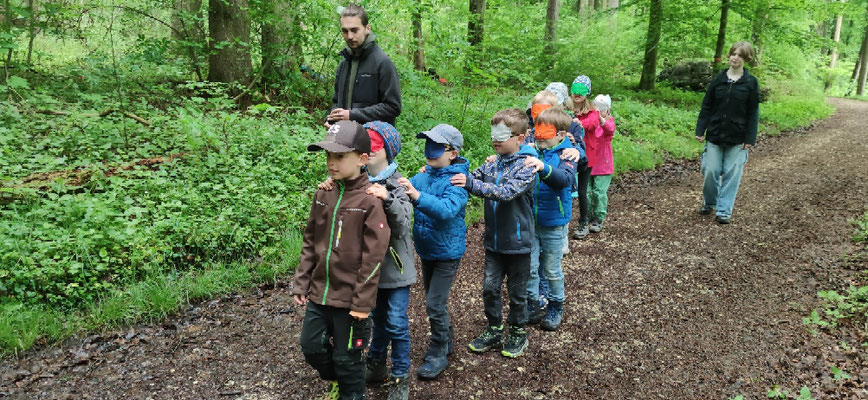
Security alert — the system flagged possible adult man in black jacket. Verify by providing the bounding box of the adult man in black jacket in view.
[326,5,402,127]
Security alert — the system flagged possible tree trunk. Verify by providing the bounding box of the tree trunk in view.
[638,0,662,90]
[829,0,844,69]
[750,3,767,63]
[608,0,619,8]
[173,0,205,80]
[574,0,582,13]
[172,0,203,41]
[713,0,729,65]
[594,0,602,11]
[545,0,560,61]
[261,0,302,89]
[208,0,252,85]
[412,0,425,71]
[468,0,486,46]
[25,0,35,65]
[857,12,868,95]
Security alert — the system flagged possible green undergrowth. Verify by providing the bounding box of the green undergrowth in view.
[0,66,836,356]
[802,210,868,338]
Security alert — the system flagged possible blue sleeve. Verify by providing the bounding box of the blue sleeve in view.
[569,121,586,152]
[539,156,577,190]
[414,186,469,221]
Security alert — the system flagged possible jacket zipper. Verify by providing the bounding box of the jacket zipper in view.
[322,181,345,304]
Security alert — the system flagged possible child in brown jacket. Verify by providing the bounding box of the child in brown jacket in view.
[292,120,392,400]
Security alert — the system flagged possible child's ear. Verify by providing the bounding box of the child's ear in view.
[449,150,458,160]
[359,152,370,166]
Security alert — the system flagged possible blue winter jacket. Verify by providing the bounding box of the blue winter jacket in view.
[410,157,470,261]
[534,137,578,227]
[466,146,538,254]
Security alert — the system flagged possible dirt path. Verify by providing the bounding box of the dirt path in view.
[3,98,867,399]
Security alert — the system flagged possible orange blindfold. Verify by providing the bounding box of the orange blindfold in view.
[535,123,557,140]
[531,103,552,121]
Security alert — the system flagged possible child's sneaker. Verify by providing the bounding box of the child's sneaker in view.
[365,357,389,384]
[321,381,340,400]
[699,204,715,215]
[527,299,545,325]
[468,324,504,353]
[384,375,409,400]
[589,220,604,233]
[501,326,529,358]
[540,301,563,331]
[571,222,589,239]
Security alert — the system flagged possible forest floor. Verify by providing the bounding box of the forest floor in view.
[2,98,867,399]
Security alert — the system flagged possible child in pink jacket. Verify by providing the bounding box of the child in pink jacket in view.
[588,94,615,233]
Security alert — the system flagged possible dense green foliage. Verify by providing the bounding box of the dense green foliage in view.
[0,0,844,354]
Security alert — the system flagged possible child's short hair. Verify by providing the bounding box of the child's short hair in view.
[491,108,529,137]
[536,108,572,132]
[531,90,560,107]
[728,41,756,64]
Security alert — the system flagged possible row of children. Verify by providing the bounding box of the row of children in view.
[291,75,616,400]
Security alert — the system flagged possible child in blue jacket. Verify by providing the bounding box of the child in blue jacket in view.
[397,124,468,380]
[524,108,580,331]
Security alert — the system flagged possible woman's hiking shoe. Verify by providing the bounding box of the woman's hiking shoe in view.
[589,220,604,233]
[384,375,409,400]
[699,204,716,215]
[365,357,389,384]
[468,325,503,353]
[500,326,529,358]
[716,215,732,224]
[540,301,563,331]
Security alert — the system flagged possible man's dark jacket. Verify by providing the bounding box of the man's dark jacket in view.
[695,68,760,145]
[331,34,401,126]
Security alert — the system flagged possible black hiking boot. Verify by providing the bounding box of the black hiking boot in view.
[365,357,388,384]
[468,324,503,353]
[501,325,529,358]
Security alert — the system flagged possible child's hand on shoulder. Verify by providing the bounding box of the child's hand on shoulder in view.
[397,177,420,201]
[418,165,427,174]
[450,173,467,188]
[367,183,388,200]
[349,310,369,320]
[524,157,545,172]
[318,177,335,191]
[560,147,582,162]
[485,154,497,163]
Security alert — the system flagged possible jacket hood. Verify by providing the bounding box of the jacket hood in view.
[540,137,572,155]
[430,156,469,176]
[341,33,377,59]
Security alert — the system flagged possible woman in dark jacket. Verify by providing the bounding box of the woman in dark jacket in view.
[695,41,760,224]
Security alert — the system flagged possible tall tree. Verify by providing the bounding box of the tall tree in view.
[857,5,868,95]
[829,0,845,69]
[412,0,425,71]
[750,2,769,63]
[172,0,203,42]
[545,0,560,65]
[713,0,730,66]
[468,0,486,46]
[208,0,252,85]
[172,0,205,81]
[638,0,663,90]
[261,0,303,89]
